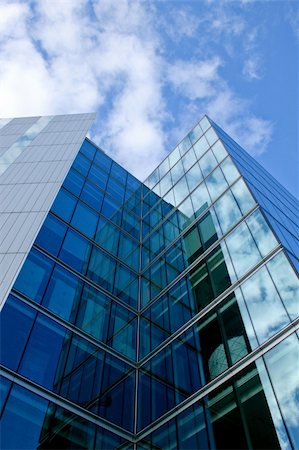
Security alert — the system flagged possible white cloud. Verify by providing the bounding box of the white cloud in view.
[243,56,263,80]
[167,58,222,100]
[0,0,275,179]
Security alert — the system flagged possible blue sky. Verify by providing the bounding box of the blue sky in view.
[0,0,298,197]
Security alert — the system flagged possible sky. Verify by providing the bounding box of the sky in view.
[0,0,298,197]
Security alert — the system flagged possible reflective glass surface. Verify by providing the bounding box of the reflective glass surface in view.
[1,121,298,449]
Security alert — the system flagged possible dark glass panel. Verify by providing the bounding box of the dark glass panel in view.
[121,210,140,239]
[13,249,54,303]
[0,376,11,416]
[190,263,214,311]
[98,373,135,432]
[220,297,251,365]
[138,371,178,431]
[148,418,177,449]
[199,211,218,249]
[114,266,138,308]
[0,295,36,370]
[207,247,231,297]
[207,384,247,449]
[95,426,127,449]
[236,368,280,450]
[198,310,228,381]
[183,225,203,264]
[177,404,210,450]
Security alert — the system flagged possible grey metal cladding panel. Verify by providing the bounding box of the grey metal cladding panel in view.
[0,253,25,302]
[0,134,25,149]
[0,117,39,136]
[0,112,95,309]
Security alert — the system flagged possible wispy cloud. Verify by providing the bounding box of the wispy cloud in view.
[0,0,279,178]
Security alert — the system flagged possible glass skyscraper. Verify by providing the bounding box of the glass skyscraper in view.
[0,113,298,450]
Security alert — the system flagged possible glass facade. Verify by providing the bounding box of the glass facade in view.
[1,116,298,449]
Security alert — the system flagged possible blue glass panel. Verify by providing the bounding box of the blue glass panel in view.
[0,384,102,449]
[59,229,91,273]
[80,180,103,211]
[80,139,96,160]
[111,162,127,182]
[101,194,120,219]
[42,265,83,321]
[72,153,91,177]
[71,201,98,239]
[13,249,54,302]
[51,188,77,222]
[19,315,66,389]
[87,246,115,290]
[106,177,125,203]
[0,376,11,415]
[35,214,67,256]
[88,164,108,190]
[0,384,49,450]
[62,168,84,196]
[94,149,112,172]
[0,295,36,370]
